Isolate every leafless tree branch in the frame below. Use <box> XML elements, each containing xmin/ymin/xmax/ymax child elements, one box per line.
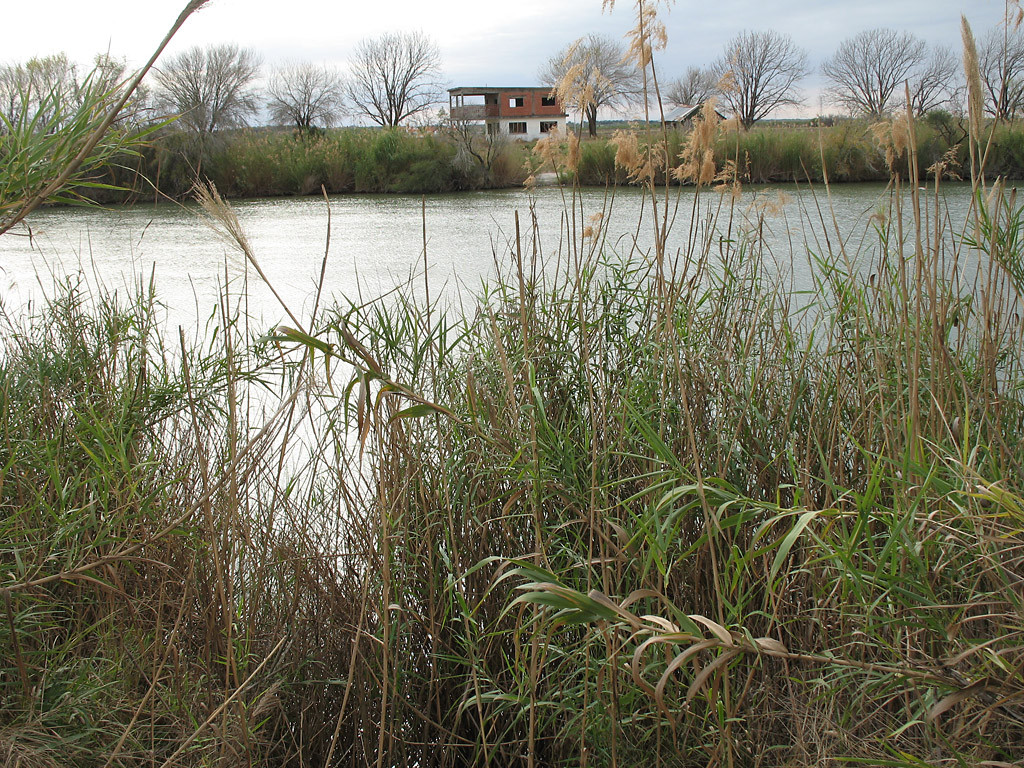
<box><xmin>153</xmin><ymin>44</ymin><xmax>261</xmax><ymax>135</ymax></box>
<box><xmin>714</xmin><ymin>30</ymin><xmax>809</xmax><ymax>129</ymax></box>
<box><xmin>822</xmin><ymin>28</ymin><xmax>927</xmax><ymax>118</ymax></box>
<box><xmin>665</xmin><ymin>66</ymin><xmax>718</xmax><ymax>107</ymax></box>
<box><xmin>267</xmin><ymin>62</ymin><xmax>345</xmax><ymax>134</ymax></box>
<box><xmin>978</xmin><ymin>24</ymin><xmax>1024</xmax><ymax>121</ymax></box>
<box><xmin>908</xmin><ymin>45</ymin><xmax>961</xmax><ymax>117</ymax></box>
<box><xmin>345</xmin><ymin>31</ymin><xmax>443</xmax><ymax>127</ymax></box>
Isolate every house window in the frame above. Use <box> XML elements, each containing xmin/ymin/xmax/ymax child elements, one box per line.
<box><xmin>508</xmin><ymin>122</ymin><xmax>527</xmax><ymax>134</ymax></box>
<box><xmin>541</xmin><ymin>96</ymin><xmax>557</xmax><ymax>107</ymax></box>
<box><xmin>486</xmin><ymin>122</ymin><xmax>499</xmax><ymax>136</ymax></box>
<box><xmin>540</xmin><ymin>121</ymin><xmax>558</xmax><ymax>133</ymax></box>
<box><xmin>508</xmin><ymin>96</ymin><xmax>525</xmax><ymax>108</ymax></box>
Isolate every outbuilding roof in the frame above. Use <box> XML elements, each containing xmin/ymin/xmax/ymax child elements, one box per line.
<box><xmin>663</xmin><ymin>103</ymin><xmax>728</xmax><ymax>122</ymax></box>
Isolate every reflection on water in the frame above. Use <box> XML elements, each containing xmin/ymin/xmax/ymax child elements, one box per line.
<box><xmin>0</xmin><ymin>183</ymin><xmax>977</xmax><ymax>327</ymax></box>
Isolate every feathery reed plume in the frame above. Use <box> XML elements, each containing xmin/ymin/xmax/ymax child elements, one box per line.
<box><xmin>609</xmin><ymin>129</ymin><xmax>657</xmax><ymax>182</ymax></box>
<box><xmin>962</xmin><ymin>16</ymin><xmax>984</xmax><ymax>158</ymax></box>
<box><xmin>674</xmin><ymin>97</ymin><xmax>722</xmax><ymax>185</ymax></box>
<box><xmin>716</xmin><ymin>68</ymin><xmax>737</xmax><ymax>96</ymax></box>
<box><xmin>610</xmin><ymin>129</ymin><xmax>640</xmax><ymax>171</ymax></box>
<box><xmin>566</xmin><ymin>132</ymin><xmax>581</xmax><ymax>173</ymax></box>
<box><xmin>552</xmin><ymin>42</ymin><xmax>602</xmax><ymax>133</ymax></box>
<box><xmin>193</xmin><ymin>181</ymin><xmax>253</xmax><ymax>259</ymax></box>
<box><xmin>869</xmin><ymin>115</ymin><xmax>911</xmax><ymax>171</ymax></box>
<box><xmin>532</xmin><ymin>129</ymin><xmax>561</xmax><ymax>167</ymax></box>
<box><xmin>193</xmin><ymin>180</ymin><xmax>305</xmax><ymax>330</ymax></box>
<box><xmin>625</xmin><ymin>2</ymin><xmax>668</xmax><ymax>69</ymax></box>
<box><xmin>926</xmin><ymin>144</ymin><xmax>962</xmax><ymax>180</ymax></box>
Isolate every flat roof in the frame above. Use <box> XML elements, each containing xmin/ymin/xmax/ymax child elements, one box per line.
<box><xmin>448</xmin><ymin>86</ymin><xmax>554</xmax><ymax>94</ymax></box>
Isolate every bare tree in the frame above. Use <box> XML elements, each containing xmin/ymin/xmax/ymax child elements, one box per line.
<box><xmin>153</xmin><ymin>44</ymin><xmax>261</xmax><ymax>135</ymax></box>
<box><xmin>0</xmin><ymin>64</ymin><xmax>32</xmax><ymax>127</ymax></box>
<box><xmin>89</xmin><ymin>53</ymin><xmax>127</xmax><ymax>95</ymax></box>
<box><xmin>82</xmin><ymin>54</ymin><xmax>153</xmax><ymax>127</ymax></box>
<box><xmin>27</xmin><ymin>54</ymin><xmax>80</xmax><ymax>105</ymax></box>
<box><xmin>908</xmin><ymin>45</ymin><xmax>961</xmax><ymax>116</ymax></box>
<box><xmin>821</xmin><ymin>29</ymin><xmax>927</xmax><ymax>118</ymax></box>
<box><xmin>978</xmin><ymin>24</ymin><xmax>1024</xmax><ymax>121</ymax></box>
<box><xmin>665</xmin><ymin>66</ymin><xmax>718</xmax><ymax>107</ymax></box>
<box><xmin>714</xmin><ymin>30</ymin><xmax>809</xmax><ymax>129</ymax></box>
<box><xmin>267</xmin><ymin>62</ymin><xmax>345</xmax><ymax>134</ymax></box>
<box><xmin>540</xmin><ymin>34</ymin><xmax>641</xmax><ymax>137</ymax></box>
<box><xmin>0</xmin><ymin>54</ymin><xmax>79</xmax><ymax>127</ymax></box>
<box><xmin>346</xmin><ymin>31</ymin><xmax>442</xmax><ymax>127</ymax></box>
<box><xmin>0</xmin><ymin>53</ymin><xmax>144</xmax><ymax>130</ymax></box>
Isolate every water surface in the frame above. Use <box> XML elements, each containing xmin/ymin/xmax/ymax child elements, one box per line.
<box><xmin>0</xmin><ymin>183</ymin><xmax>976</xmax><ymax>327</ymax></box>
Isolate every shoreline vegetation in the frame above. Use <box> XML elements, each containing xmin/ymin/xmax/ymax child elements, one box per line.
<box><xmin>4</xmin><ymin>123</ymin><xmax>1024</xmax><ymax>765</ymax></box>
<box><xmin>84</xmin><ymin>115</ymin><xmax>1024</xmax><ymax>203</ymax></box>
<box><xmin>3</xmin><ymin>4</ymin><xmax>1024</xmax><ymax>768</ymax></box>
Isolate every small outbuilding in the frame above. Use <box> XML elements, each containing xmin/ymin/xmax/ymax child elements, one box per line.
<box><xmin>664</xmin><ymin>102</ymin><xmax>728</xmax><ymax>129</ymax></box>
<box><xmin>449</xmin><ymin>86</ymin><xmax>567</xmax><ymax>141</ymax></box>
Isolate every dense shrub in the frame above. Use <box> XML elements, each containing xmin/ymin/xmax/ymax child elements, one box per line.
<box><xmin>86</xmin><ymin>119</ymin><xmax>1024</xmax><ymax>203</ymax></box>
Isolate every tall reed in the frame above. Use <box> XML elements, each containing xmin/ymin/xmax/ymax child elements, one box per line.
<box><xmin>2</xmin><ymin>2</ymin><xmax>1024</xmax><ymax>767</ymax></box>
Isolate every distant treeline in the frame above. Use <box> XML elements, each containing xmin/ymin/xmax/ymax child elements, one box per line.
<box><xmin>92</xmin><ymin>115</ymin><xmax>1024</xmax><ymax>202</ymax></box>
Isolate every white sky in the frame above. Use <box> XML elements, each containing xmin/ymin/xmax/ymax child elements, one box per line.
<box><xmin>2</xmin><ymin>0</ymin><xmax>1013</xmax><ymax>118</ymax></box>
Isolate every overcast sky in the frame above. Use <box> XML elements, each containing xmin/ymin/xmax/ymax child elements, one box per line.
<box><xmin>2</xmin><ymin>0</ymin><xmax>1014</xmax><ymax>118</ymax></box>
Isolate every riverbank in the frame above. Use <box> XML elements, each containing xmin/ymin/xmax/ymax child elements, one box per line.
<box><xmin>90</xmin><ymin>115</ymin><xmax>1024</xmax><ymax>202</ymax></box>
<box><xmin>2</xmin><ymin>154</ymin><xmax>1023</xmax><ymax>767</ymax></box>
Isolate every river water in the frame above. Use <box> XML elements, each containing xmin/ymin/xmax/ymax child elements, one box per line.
<box><xmin>0</xmin><ymin>183</ymin><xmax>977</xmax><ymax>329</ymax></box>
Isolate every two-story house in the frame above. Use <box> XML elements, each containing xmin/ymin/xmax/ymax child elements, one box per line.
<box><xmin>448</xmin><ymin>87</ymin><xmax>566</xmax><ymax>141</ymax></box>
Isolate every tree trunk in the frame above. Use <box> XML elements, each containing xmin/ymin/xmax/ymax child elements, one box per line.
<box><xmin>587</xmin><ymin>104</ymin><xmax>598</xmax><ymax>138</ymax></box>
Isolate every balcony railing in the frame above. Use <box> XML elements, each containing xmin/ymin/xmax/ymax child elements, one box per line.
<box><xmin>450</xmin><ymin>104</ymin><xmax>499</xmax><ymax>120</ymax></box>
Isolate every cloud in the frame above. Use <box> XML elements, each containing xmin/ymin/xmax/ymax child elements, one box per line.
<box><xmin>2</xmin><ymin>0</ymin><xmax>1011</xmax><ymax>120</ymax></box>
